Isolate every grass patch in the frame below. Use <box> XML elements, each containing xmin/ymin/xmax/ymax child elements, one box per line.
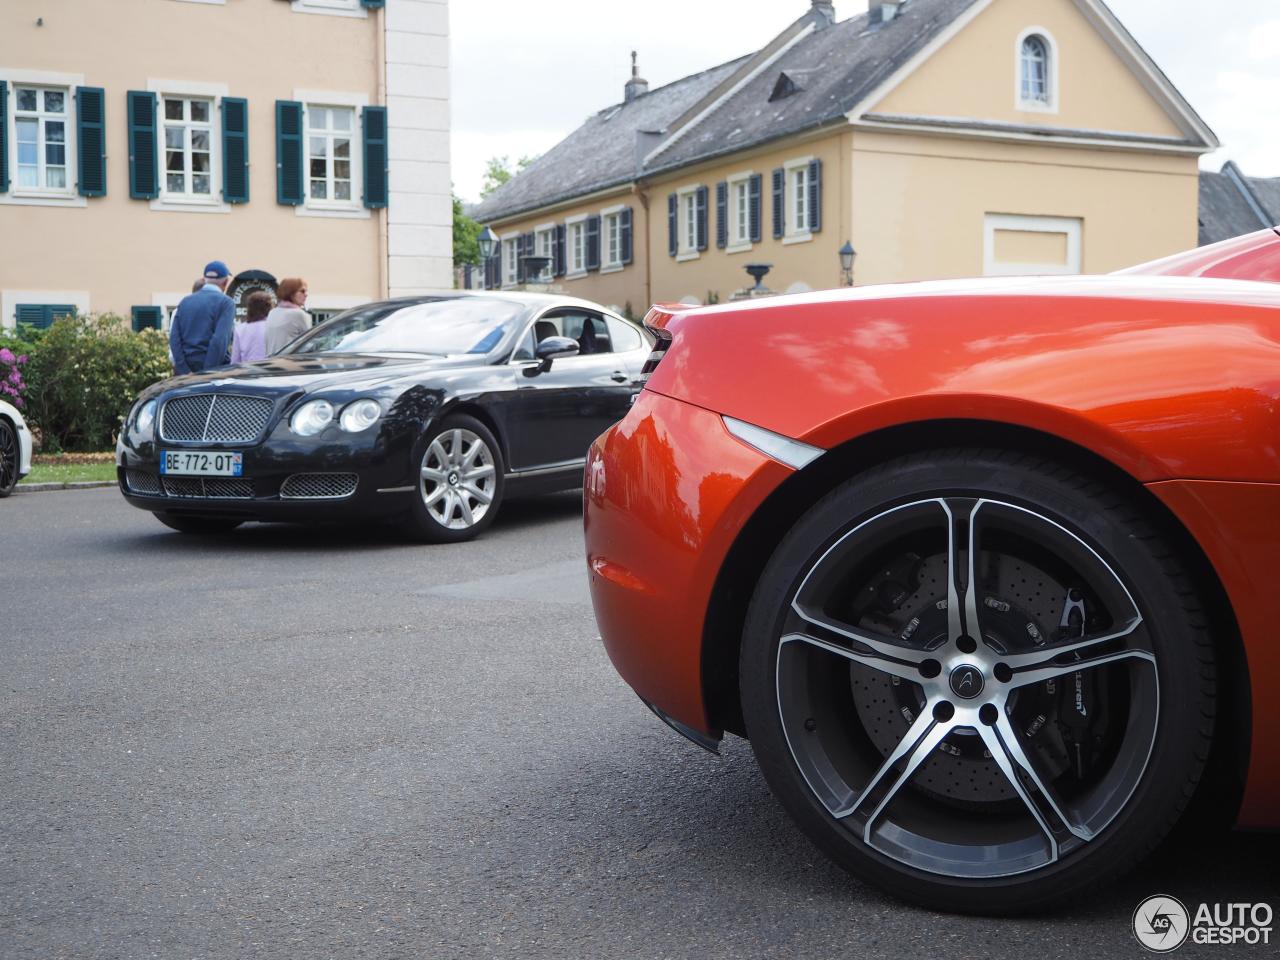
<box><xmin>21</xmin><ymin>462</ymin><xmax>118</xmax><ymax>485</ymax></box>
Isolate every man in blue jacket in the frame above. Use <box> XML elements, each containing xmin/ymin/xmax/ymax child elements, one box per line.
<box><xmin>170</xmin><ymin>260</ymin><xmax>236</xmax><ymax>374</ymax></box>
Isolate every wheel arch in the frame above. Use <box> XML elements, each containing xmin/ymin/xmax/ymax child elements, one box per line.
<box><xmin>701</xmin><ymin>417</ymin><xmax>1249</xmax><ymax>819</ymax></box>
<box><xmin>435</xmin><ymin>399</ymin><xmax>509</xmax><ymax>470</ymax></box>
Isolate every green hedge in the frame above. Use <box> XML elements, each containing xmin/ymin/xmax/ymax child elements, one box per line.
<box><xmin>0</xmin><ymin>314</ymin><xmax>172</xmax><ymax>452</ymax></box>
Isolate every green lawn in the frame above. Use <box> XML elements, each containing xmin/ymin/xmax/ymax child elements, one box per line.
<box><xmin>20</xmin><ymin>462</ymin><xmax>118</xmax><ymax>485</ymax></box>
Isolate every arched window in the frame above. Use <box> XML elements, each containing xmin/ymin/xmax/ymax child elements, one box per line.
<box><xmin>1020</xmin><ymin>34</ymin><xmax>1050</xmax><ymax>105</ymax></box>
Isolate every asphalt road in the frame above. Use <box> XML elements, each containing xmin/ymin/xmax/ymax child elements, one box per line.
<box><xmin>2</xmin><ymin>488</ymin><xmax>1276</xmax><ymax>960</ymax></box>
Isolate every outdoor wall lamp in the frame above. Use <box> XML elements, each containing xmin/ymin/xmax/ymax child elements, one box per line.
<box><xmin>839</xmin><ymin>242</ymin><xmax>857</xmax><ymax>287</ymax></box>
<box><xmin>477</xmin><ymin>226</ymin><xmax>499</xmax><ymax>261</ymax></box>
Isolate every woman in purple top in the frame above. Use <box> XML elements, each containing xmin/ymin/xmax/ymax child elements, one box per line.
<box><xmin>231</xmin><ymin>291</ymin><xmax>272</xmax><ymax>364</ymax></box>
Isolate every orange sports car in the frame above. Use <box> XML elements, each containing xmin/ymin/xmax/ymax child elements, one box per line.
<box><xmin>584</xmin><ymin>227</ymin><xmax>1280</xmax><ymax>913</ymax></box>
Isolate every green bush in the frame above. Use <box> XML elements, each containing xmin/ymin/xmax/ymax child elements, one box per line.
<box><xmin>18</xmin><ymin>314</ymin><xmax>172</xmax><ymax>452</ymax></box>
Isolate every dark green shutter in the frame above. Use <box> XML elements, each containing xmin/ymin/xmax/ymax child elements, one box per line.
<box><xmin>749</xmin><ymin>174</ymin><xmax>762</xmax><ymax>243</ymax></box>
<box><xmin>362</xmin><ymin>105</ymin><xmax>388</xmax><ymax>209</ymax></box>
<box><xmin>667</xmin><ymin>193</ymin><xmax>677</xmax><ymax>257</ymax></box>
<box><xmin>620</xmin><ymin>208</ymin><xmax>633</xmax><ymax>265</ymax></box>
<box><xmin>17</xmin><ymin>304</ymin><xmax>76</xmax><ymax>329</ymax></box>
<box><xmin>127</xmin><ymin>91</ymin><xmax>158</xmax><ymax>199</ymax></box>
<box><xmin>0</xmin><ymin>81</ymin><xmax>8</xmax><ymax>193</ymax></box>
<box><xmin>221</xmin><ymin>97</ymin><xmax>249</xmax><ymax>204</ymax></box>
<box><xmin>715</xmin><ymin>182</ymin><xmax>728</xmax><ymax>249</ymax></box>
<box><xmin>772</xmin><ymin>168</ymin><xmax>785</xmax><ymax>239</ymax></box>
<box><xmin>131</xmin><ymin>306</ymin><xmax>164</xmax><ymax>331</ymax></box>
<box><xmin>276</xmin><ymin>100</ymin><xmax>304</xmax><ymax>205</ymax></box>
<box><xmin>695</xmin><ymin>186</ymin><xmax>708</xmax><ymax>251</ymax></box>
<box><xmin>360</xmin><ymin>0</ymin><xmax>386</xmax><ymax>7</ymax></box>
<box><xmin>585</xmin><ymin>217</ymin><xmax>600</xmax><ymax>271</ymax></box>
<box><xmin>76</xmin><ymin>87</ymin><xmax>107</xmax><ymax>197</ymax></box>
<box><xmin>808</xmin><ymin>158</ymin><xmax>822</xmax><ymax>233</ymax></box>
<box><xmin>554</xmin><ymin>224</ymin><xmax>566</xmax><ymax>277</ymax></box>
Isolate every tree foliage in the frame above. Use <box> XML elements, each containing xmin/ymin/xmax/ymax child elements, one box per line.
<box><xmin>480</xmin><ymin>154</ymin><xmax>538</xmax><ymax>198</ymax></box>
<box><xmin>453</xmin><ymin>194</ymin><xmax>482</xmax><ymax>267</ymax></box>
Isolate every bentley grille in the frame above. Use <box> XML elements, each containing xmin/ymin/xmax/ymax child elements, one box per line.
<box><xmin>160</xmin><ymin>395</ymin><xmax>274</xmax><ymax>443</ymax></box>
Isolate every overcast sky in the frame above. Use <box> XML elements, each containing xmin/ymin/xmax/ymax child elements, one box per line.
<box><xmin>450</xmin><ymin>0</ymin><xmax>1280</xmax><ymax>203</ymax></box>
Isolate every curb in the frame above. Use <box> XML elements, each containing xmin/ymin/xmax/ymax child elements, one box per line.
<box><xmin>16</xmin><ymin>481</ymin><xmax>117</xmax><ymax>493</ymax></box>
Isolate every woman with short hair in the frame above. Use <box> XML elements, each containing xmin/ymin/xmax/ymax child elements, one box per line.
<box><xmin>230</xmin><ymin>291</ymin><xmax>273</xmax><ymax>364</ymax></box>
<box><xmin>264</xmin><ymin>277</ymin><xmax>313</xmax><ymax>355</ymax></box>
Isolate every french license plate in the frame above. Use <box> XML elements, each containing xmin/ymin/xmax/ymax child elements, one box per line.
<box><xmin>159</xmin><ymin>450</ymin><xmax>244</xmax><ymax>477</ymax></box>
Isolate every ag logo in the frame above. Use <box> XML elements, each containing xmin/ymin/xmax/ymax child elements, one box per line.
<box><xmin>1134</xmin><ymin>895</ymin><xmax>1190</xmax><ymax>953</ymax></box>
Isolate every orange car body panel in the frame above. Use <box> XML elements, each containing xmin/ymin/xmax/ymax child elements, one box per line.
<box><xmin>585</xmin><ymin>230</ymin><xmax>1280</xmax><ymax>828</ymax></box>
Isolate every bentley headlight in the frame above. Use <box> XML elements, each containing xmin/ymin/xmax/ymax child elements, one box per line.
<box><xmin>290</xmin><ymin>399</ymin><xmax>334</xmax><ymax>437</ymax></box>
<box><xmin>339</xmin><ymin>399</ymin><xmax>382</xmax><ymax>433</ymax></box>
<box><xmin>136</xmin><ymin>399</ymin><xmax>157</xmax><ymax>435</ymax></box>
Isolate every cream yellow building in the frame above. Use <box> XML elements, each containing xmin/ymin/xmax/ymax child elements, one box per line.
<box><xmin>471</xmin><ymin>0</ymin><xmax>1216</xmax><ymax>313</ymax></box>
<box><xmin>0</xmin><ymin>0</ymin><xmax>452</xmax><ymax>331</ymax></box>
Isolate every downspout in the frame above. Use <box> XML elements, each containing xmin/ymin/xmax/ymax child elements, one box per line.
<box><xmin>375</xmin><ymin>4</ymin><xmax>389</xmax><ymax>298</ymax></box>
<box><xmin>637</xmin><ymin>183</ymin><xmax>652</xmax><ymax>311</ymax></box>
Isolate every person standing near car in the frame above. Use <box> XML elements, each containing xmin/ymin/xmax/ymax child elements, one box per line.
<box><xmin>230</xmin><ymin>291</ymin><xmax>273</xmax><ymax>364</ymax></box>
<box><xmin>170</xmin><ymin>260</ymin><xmax>236</xmax><ymax>374</ymax></box>
<box><xmin>264</xmin><ymin>277</ymin><xmax>312</xmax><ymax>355</ymax></box>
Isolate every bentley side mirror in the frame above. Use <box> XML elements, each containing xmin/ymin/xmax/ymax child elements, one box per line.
<box><xmin>525</xmin><ymin>336</ymin><xmax>580</xmax><ymax>376</ymax></box>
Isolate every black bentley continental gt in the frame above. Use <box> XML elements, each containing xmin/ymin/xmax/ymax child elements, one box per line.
<box><xmin>117</xmin><ymin>293</ymin><xmax>653</xmax><ymax>541</ymax></box>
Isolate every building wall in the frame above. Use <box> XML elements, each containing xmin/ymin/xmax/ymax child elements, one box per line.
<box><xmin>849</xmin><ymin>132</ymin><xmax>1200</xmax><ymax>285</ymax></box>
<box><xmin>646</xmin><ymin>132</ymin><xmax>853</xmax><ymax>305</ymax></box>
<box><xmin>487</xmin><ymin>188</ymin><xmax>650</xmax><ymax>317</ymax></box>
<box><xmin>875</xmin><ymin>0</ymin><xmax>1185</xmax><ymax>139</ymax></box>
<box><xmin>0</xmin><ymin>0</ymin><xmax>451</xmax><ymax>328</ymax></box>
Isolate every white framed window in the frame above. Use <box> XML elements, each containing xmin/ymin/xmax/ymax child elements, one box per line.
<box><xmin>984</xmin><ymin>214</ymin><xmax>1082</xmax><ymax>276</ymax></box>
<box><xmin>783</xmin><ymin>157</ymin><xmax>813</xmax><ymax>242</ymax></box>
<box><xmin>1016</xmin><ymin>28</ymin><xmax>1059</xmax><ymax>113</ymax></box>
<box><xmin>13</xmin><ymin>85</ymin><xmax>72</xmax><ymax>194</ymax></box>
<box><xmin>676</xmin><ymin>185</ymin><xmax>701</xmax><ymax>260</ymax></box>
<box><xmin>161</xmin><ymin>95</ymin><xmax>215</xmax><ymax>200</ymax></box>
<box><xmin>306</xmin><ymin>105</ymin><xmax>358</xmax><ymax>208</ymax></box>
<box><xmin>601</xmin><ymin>205</ymin><xmax>624</xmax><ymax>271</ymax></box>
<box><xmin>535</xmin><ymin>225</ymin><xmax>555</xmax><ymax>280</ymax></box>
<box><xmin>566</xmin><ymin>216</ymin><xmax>588</xmax><ymax>277</ymax></box>
<box><xmin>1</xmin><ymin>70</ymin><xmax>86</xmax><ymax>208</ymax></box>
<box><xmin>291</xmin><ymin>0</ymin><xmax>367</xmax><ymax>18</ymax></box>
<box><xmin>501</xmin><ymin>232</ymin><xmax>520</xmax><ymax>287</ymax></box>
<box><xmin>727</xmin><ymin>171</ymin><xmax>753</xmax><ymax>251</ymax></box>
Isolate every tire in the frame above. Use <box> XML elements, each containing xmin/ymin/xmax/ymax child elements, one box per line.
<box><xmin>153</xmin><ymin>513</ymin><xmax>244</xmax><ymax>534</ymax></box>
<box><xmin>739</xmin><ymin>449</ymin><xmax>1216</xmax><ymax>914</ymax></box>
<box><xmin>0</xmin><ymin>418</ymin><xmax>18</xmax><ymax>498</ymax></box>
<box><xmin>407</xmin><ymin>414</ymin><xmax>504</xmax><ymax>543</ymax></box>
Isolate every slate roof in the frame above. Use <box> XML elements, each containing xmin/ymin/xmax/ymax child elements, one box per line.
<box><xmin>1199</xmin><ymin>162</ymin><xmax>1280</xmax><ymax>245</ymax></box>
<box><xmin>646</xmin><ymin>0</ymin><xmax>980</xmax><ymax>176</ymax></box>
<box><xmin>472</xmin><ymin>0</ymin><xmax>980</xmax><ymax>223</ymax></box>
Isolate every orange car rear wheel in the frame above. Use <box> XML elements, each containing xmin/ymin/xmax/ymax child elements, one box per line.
<box><xmin>740</xmin><ymin>448</ymin><xmax>1216</xmax><ymax>913</ymax></box>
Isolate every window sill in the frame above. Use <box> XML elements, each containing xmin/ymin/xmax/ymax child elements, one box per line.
<box><xmin>1016</xmin><ymin>100</ymin><xmax>1058</xmax><ymax>114</ymax></box>
<box><xmin>150</xmin><ymin>196</ymin><xmax>231</xmax><ymax>215</ymax></box>
<box><xmin>600</xmin><ymin>263</ymin><xmax>625</xmax><ymax>275</ymax></box>
<box><xmin>564</xmin><ymin>270</ymin><xmax>589</xmax><ymax>281</ymax></box>
<box><xmin>676</xmin><ymin>251</ymin><xmax>701</xmax><ymax>262</ymax></box>
<box><xmin>296</xmin><ymin>204</ymin><xmax>371</xmax><ymax>220</ymax></box>
<box><xmin>782</xmin><ymin>232</ymin><xmax>814</xmax><ymax>246</ymax></box>
<box><xmin>726</xmin><ymin>242</ymin><xmax>754</xmax><ymax>255</ymax></box>
<box><xmin>290</xmin><ymin>1</ymin><xmax>368</xmax><ymax>18</ymax></box>
<box><xmin>0</xmin><ymin>192</ymin><xmax>87</xmax><ymax>208</ymax></box>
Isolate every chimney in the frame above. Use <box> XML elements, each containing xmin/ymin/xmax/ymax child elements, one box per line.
<box><xmin>810</xmin><ymin>0</ymin><xmax>836</xmax><ymax>27</ymax></box>
<box><xmin>624</xmin><ymin>51</ymin><xmax>649</xmax><ymax>103</ymax></box>
<box><xmin>870</xmin><ymin>1</ymin><xmax>906</xmax><ymax>25</ymax></box>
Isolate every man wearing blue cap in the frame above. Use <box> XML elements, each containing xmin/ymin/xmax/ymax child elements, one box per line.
<box><xmin>170</xmin><ymin>260</ymin><xmax>236</xmax><ymax>374</ymax></box>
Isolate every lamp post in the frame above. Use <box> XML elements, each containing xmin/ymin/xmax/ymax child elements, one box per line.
<box><xmin>839</xmin><ymin>242</ymin><xmax>857</xmax><ymax>287</ymax></box>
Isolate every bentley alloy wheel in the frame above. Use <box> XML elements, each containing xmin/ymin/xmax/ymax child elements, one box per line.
<box><xmin>410</xmin><ymin>414</ymin><xmax>504</xmax><ymax>542</ymax></box>
<box><xmin>0</xmin><ymin>418</ymin><xmax>17</xmax><ymax>497</ymax></box>
<box><xmin>741</xmin><ymin>451</ymin><xmax>1215</xmax><ymax>913</ymax></box>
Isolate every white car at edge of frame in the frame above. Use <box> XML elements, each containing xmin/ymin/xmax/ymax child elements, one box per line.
<box><xmin>0</xmin><ymin>399</ymin><xmax>34</xmax><ymax>497</ymax></box>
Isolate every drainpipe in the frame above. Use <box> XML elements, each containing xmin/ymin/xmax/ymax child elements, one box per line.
<box><xmin>636</xmin><ymin>184</ymin><xmax>652</xmax><ymax>312</ymax></box>
<box><xmin>375</xmin><ymin>4</ymin><xmax>389</xmax><ymax>298</ymax></box>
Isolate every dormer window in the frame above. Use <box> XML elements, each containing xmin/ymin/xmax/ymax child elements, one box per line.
<box><xmin>1016</xmin><ymin>29</ymin><xmax>1057</xmax><ymax>112</ymax></box>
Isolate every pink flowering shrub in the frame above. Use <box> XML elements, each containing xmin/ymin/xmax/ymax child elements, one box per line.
<box><xmin>0</xmin><ymin>344</ymin><xmax>29</xmax><ymax>408</ymax></box>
